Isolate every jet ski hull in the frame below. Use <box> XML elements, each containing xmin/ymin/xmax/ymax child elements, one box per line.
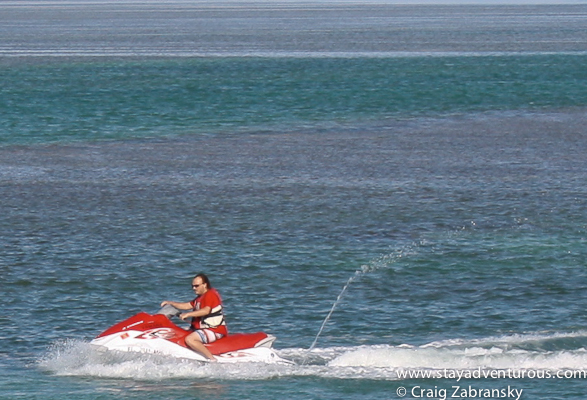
<box><xmin>91</xmin><ymin>312</ymin><xmax>289</xmax><ymax>364</ymax></box>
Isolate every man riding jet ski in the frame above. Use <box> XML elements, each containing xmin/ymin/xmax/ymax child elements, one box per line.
<box><xmin>90</xmin><ymin>274</ymin><xmax>290</xmax><ymax>364</ymax></box>
<box><xmin>160</xmin><ymin>273</ymin><xmax>228</xmax><ymax>361</ymax></box>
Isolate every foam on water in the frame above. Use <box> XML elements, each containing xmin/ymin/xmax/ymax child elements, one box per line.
<box><xmin>327</xmin><ymin>331</ymin><xmax>587</xmax><ymax>375</ymax></box>
<box><xmin>39</xmin><ymin>331</ymin><xmax>587</xmax><ymax>381</ymax></box>
<box><xmin>38</xmin><ymin>339</ymin><xmax>294</xmax><ymax>380</ymax></box>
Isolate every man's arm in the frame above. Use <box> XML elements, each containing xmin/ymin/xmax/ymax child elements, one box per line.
<box><xmin>179</xmin><ymin>306</ymin><xmax>211</xmax><ymax>321</ymax></box>
<box><xmin>160</xmin><ymin>300</ymin><xmax>192</xmax><ymax>310</ymax></box>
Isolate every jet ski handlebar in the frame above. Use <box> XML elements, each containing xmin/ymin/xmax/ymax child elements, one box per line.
<box><xmin>156</xmin><ymin>304</ymin><xmax>182</xmax><ymax>318</ymax></box>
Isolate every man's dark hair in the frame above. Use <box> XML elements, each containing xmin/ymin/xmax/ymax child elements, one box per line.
<box><xmin>195</xmin><ymin>273</ymin><xmax>212</xmax><ymax>289</ymax></box>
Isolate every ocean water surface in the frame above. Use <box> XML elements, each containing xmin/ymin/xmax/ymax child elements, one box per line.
<box><xmin>2</xmin><ymin>2</ymin><xmax>587</xmax><ymax>399</ymax></box>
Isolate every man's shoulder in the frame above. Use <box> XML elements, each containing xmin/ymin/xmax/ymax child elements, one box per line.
<box><xmin>204</xmin><ymin>288</ymin><xmax>222</xmax><ymax>302</ymax></box>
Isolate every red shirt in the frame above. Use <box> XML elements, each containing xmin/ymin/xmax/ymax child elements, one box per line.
<box><xmin>190</xmin><ymin>288</ymin><xmax>228</xmax><ymax>336</ymax></box>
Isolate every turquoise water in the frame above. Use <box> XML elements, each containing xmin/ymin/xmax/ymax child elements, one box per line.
<box><xmin>2</xmin><ymin>55</ymin><xmax>587</xmax><ymax>145</ymax></box>
<box><xmin>2</xmin><ymin>2</ymin><xmax>587</xmax><ymax>400</ymax></box>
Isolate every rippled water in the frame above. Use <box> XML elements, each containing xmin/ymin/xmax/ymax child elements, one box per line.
<box><xmin>2</xmin><ymin>2</ymin><xmax>587</xmax><ymax>400</ymax></box>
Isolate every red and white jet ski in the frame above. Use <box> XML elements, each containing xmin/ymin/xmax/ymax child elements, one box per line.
<box><xmin>90</xmin><ymin>305</ymin><xmax>291</xmax><ymax>364</ymax></box>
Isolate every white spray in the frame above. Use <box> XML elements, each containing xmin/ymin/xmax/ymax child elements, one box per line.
<box><xmin>308</xmin><ymin>242</ymin><xmax>422</xmax><ymax>351</ymax></box>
